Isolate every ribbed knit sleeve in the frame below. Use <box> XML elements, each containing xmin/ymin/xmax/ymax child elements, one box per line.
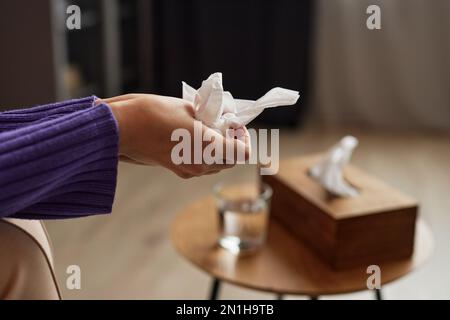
<box><xmin>0</xmin><ymin>96</ymin><xmax>119</xmax><ymax>219</ymax></box>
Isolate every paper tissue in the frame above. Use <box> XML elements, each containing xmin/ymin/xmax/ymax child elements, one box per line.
<box><xmin>309</xmin><ymin>136</ymin><xmax>359</xmax><ymax>197</ymax></box>
<box><xmin>182</xmin><ymin>72</ymin><xmax>299</xmax><ymax>134</ymax></box>
<box><xmin>262</xmin><ymin>151</ymin><xmax>418</xmax><ymax>269</ymax></box>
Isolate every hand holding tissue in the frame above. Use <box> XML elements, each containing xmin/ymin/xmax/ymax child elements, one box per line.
<box><xmin>182</xmin><ymin>73</ymin><xmax>299</xmax><ymax>134</ymax></box>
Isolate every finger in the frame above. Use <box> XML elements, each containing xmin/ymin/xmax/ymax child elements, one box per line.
<box><xmin>226</xmin><ymin>126</ymin><xmax>245</xmax><ymax>141</ymax></box>
<box><xmin>227</xmin><ymin>126</ymin><xmax>250</xmax><ymax>146</ymax></box>
<box><xmin>237</xmin><ymin>126</ymin><xmax>251</xmax><ymax>161</ymax></box>
<box><xmin>241</xmin><ymin>126</ymin><xmax>251</xmax><ymax>159</ymax></box>
<box><xmin>202</xmin><ymin>124</ymin><xmax>250</xmax><ymax>165</ymax></box>
<box><xmin>223</xmin><ymin>133</ymin><xmax>250</xmax><ymax>164</ymax></box>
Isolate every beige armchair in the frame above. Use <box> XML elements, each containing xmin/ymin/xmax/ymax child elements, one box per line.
<box><xmin>0</xmin><ymin>218</ymin><xmax>61</xmax><ymax>300</ymax></box>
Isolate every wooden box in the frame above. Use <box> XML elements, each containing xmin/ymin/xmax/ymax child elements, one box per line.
<box><xmin>262</xmin><ymin>155</ymin><xmax>418</xmax><ymax>270</ymax></box>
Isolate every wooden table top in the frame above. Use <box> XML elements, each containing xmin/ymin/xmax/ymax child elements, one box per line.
<box><xmin>171</xmin><ymin>196</ymin><xmax>433</xmax><ymax>296</ymax></box>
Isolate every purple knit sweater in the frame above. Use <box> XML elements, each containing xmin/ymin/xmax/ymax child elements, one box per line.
<box><xmin>0</xmin><ymin>96</ymin><xmax>119</xmax><ymax>219</ymax></box>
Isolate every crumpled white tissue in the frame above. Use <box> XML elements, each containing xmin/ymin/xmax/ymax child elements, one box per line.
<box><xmin>309</xmin><ymin>136</ymin><xmax>360</xmax><ymax>197</ymax></box>
<box><xmin>182</xmin><ymin>72</ymin><xmax>299</xmax><ymax>133</ymax></box>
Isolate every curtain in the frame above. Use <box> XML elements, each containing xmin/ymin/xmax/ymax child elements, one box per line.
<box><xmin>311</xmin><ymin>0</ymin><xmax>450</xmax><ymax>131</ymax></box>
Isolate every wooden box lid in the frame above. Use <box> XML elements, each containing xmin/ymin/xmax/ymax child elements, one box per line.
<box><xmin>274</xmin><ymin>155</ymin><xmax>418</xmax><ymax>220</ymax></box>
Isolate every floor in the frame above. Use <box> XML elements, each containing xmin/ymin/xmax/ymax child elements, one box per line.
<box><xmin>45</xmin><ymin>125</ymin><xmax>450</xmax><ymax>299</ymax></box>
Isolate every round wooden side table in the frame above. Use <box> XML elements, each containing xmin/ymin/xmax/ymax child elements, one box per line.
<box><xmin>171</xmin><ymin>196</ymin><xmax>433</xmax><ymax>300</ymax></box>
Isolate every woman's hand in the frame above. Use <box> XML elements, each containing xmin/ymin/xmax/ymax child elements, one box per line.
<box><xmin>97</xmin><ymin>94</ymin><xmax>250</xmax><ymax>179</ymax></box>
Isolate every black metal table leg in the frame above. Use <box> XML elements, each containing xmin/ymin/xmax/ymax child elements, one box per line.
<box><xmin>374</xmin><ymin>288</ymin><xmax>383</xmax><ymax>300</ymax></box>
<box><xmin>209</xmin><ymin>278</ymin><xmax>221</xmax><ymax>300</ymax></box>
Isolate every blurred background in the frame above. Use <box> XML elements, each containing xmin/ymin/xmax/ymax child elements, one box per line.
<box><xmin>0</xmin><ymin>0</ymin><xmax>449</xmax><ymax>299</ymax></box>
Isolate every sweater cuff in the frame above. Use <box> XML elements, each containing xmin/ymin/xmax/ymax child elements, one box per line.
<box><xmin>0</xmin><ymin>96</ymin><xmax>120</xmax><ymax>219</ymax></box>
